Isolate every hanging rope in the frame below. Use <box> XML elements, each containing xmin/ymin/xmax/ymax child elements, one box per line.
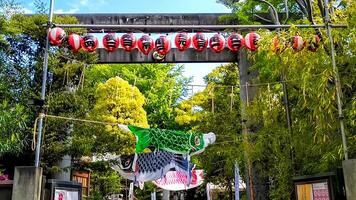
<box><xmin>44</xmin><ymin>114</ymin><xmax>118</xmax><ymax>126</ymax></box>
<box><xmin>31</xmin><ymin>116</ymin><xmax>40</xmax><ymax>151</ymax></box>
<box><xmin>80</xmin><ymin>71</ymin><xmax>324</xmax><ymax>92</ymax></box>
<box><xmin>246</xmin><ymin>82</ymin><xmax>250</xmax><ymax>107</ymax></box>
<box><xmin>31</xmin><ymin>113</ymin><xmax>122</xmax><ymax>151</ymax></box>
<box><xmin>190</xmin><ymin>85</ymin><xmax>194</xmax><ymax>112</ymax></box>
<box><xmin>267</xmin><ymin>83</ymin><xmax>272</xmax><ymax>111</ymax></box>
<box><xmin>77</xmin><ymin>64</ymin><xmax>87</xmax><ymax>91</ymax></box>
<box><xmin>210</xmin><ymin>86</ymin><xmax>215</xmax><ymax>113</ymax></box>
<box><xmin>168</xmin><ymin>88</ymin><xmax>173</xmax><ymax>107</ymax></box>
<box><xmin>303</xmin><ymin>77</ymin><xmax>307</xmax><ymax>103</ymax></box>
<box><xmin>230</xmin><ymin>86</ymin><xmax>234</xmax><ymax>112</ymax></box>
<box><xmin>131</xmin><ymin>77</ymin><xmax>137</xmax><ymax>99</ymax></box>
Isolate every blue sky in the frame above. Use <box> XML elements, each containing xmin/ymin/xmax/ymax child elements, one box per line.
<box><xmin>19</xmin><ymin>0</ymin><xmax>231</xmax><ymax>87</ymax></box>
<box><xmin>20</xmin><ymin>0</ymin><xmax>231</xmax><ymax>14</ymax></box>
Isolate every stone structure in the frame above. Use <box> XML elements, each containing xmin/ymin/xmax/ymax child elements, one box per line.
<box><xmin>342</xmin><ymin>159</ymin><xmax>356</xmax><ymax>200</ymax></box>
<box><xmin>12</xmin><ymin>167</ymin><xmax>42</xmax><ymax>200</ymax></box>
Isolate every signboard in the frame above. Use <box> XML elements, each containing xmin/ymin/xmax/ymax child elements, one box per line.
<box><xmin>72</xmin><ymin>171</ymin><xmax>90</xmax><ymax>197</ymax></box>
<box><xmin>312</xmin><ymin>182</ymin><xmax>330</xmax><ymax>200</ymax></box>
<box><xmin>54</xmin><ymin>189</ymin><xmax>79</xmax><ymax>200</ymax></box>
<box><xmin>296</xmin><ymin>181</ymin><xmax>330</xmax><ymax>200</ymax></box>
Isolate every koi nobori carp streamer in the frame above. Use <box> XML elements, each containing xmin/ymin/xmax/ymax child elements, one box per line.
<box><xmin>118</xmin><ymin>124</ymin><xmax>216</xmax><ymax>155</ymax></box>
<box><xmin>110</xmin><ymin>151</ymin><xmax>193</xmax><ymax>185</ymax></box>
<box><xmin>153</xmin><ymin>169</ymin><xmax>204</xmax><ymax>191</ymax></box>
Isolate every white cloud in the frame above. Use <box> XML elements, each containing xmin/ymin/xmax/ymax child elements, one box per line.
<box><xmin>22</xmin><ymin>7</ymin><xmax>34</xmax><ymax>14</ymax></box>
<box><xmin>54</xmin><ymin>8</ymin><xmax>79</xmax><ymax>14</ymax></box>
<box><xmin>80</xmin><ymin>0</ymin><xmax>89</xmax><ymax>6</ymax></box>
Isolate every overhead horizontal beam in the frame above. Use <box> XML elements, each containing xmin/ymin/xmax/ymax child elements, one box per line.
<box><xmin>57</xmin><ymin>13</ymin><xmax>235</xmax><ymax>32</ymax></box>
<box><xmin>63</xmin><ymin>13</ymin><xmax>233</xmax><ymax>25</ymax></box>
<box><xmin>96</xmin><ymin>48</ymin><xmax>237</xmax><ymax>63</ymax></box>
<box><xmin>57</xmin><ymin>23</ymin><xmax>346</xmax><ymax>32</ymax></box>
<box><xmin>54</xmin><ymin>13</ymin><xmax>346</xmax><ymax>32</ymax></box>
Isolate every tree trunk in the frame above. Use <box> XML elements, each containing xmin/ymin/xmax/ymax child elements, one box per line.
<box><xmin>238</xmin><ymin>49</ymin><xmax>269</xmax><ymax>200</ymax></box>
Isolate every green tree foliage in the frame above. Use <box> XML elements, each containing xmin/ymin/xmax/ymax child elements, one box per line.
<box><xmin>0</xmin><ymin>101</ymin><xmax>28</xmax><ymax>156</ymax></box>
<box><xmin>175</xmin><ymin>63</ymin><xmax>241</xmax><ymax>199</ymax></box>
<box><xmin>53</xmin><ymin>63</ymin><xmax>190</xmax><ymax>157</ymax></box>
<box><xmin>92</xmin><ymin>77</ymin><xmax>148</xmax><ymax>127</ymax></box>
<box><xmin>84</xmin><ymin>64</ymin><xmax>190</xmax><ymax>129</ymax></box>
<box><xmin>83</xmin><ymin>77</ymin><xmax>148</xmax><ymax>155</ymax></box>
<box><xmin>0</xmin><ymin>2</ymin><xmax>83</xmax><ymax>162</ymax></box>
<box><xmin>38</xmin><ymin>58</ymin><xmax>188</xmax><ymax>197</ymax></box>
<box><xmin>86</xmin><ymin>161</ymin><xmax>122</xmax><ymax>200</ymax></box>
<box><xmin>213</xmin><ymin>1</ymin><xmax>356</xmax><ymax>199</ymax></box>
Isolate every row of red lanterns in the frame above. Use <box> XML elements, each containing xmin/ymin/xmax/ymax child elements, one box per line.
<box><xmin>272</xmin><ymin>35</ymin><xmax>321</xmax><ymax>52</ymax></box>
<box><xmin>48</xmin><ymin>27</ymin><xmax>320</xmax><ymax>55</ymax></box>
<box><xmin>48</xmin><ymin>27</ymin><xmax>259</xmax><ymax>54</ymax></box>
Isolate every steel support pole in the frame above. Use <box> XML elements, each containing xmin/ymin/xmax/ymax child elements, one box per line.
<box><xmin>34</xmin><ymin>0</ymin><xmax>54</xmax><ymax>167</ymax></box>
<box><xmin>324</xmin><ymin>0</ymin><xmax>348</xmax><ymax>160</ymax></box>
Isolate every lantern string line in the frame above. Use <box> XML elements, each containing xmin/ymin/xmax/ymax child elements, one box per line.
<box><xmin>59</xmin><ymin>70</ymin><xmax>322</xmax><ymax>89</ymax></box>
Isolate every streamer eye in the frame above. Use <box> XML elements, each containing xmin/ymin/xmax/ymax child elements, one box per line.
<box><xmin>194</xmin><ymin>136</ymin><xmax>201</xmax><ymax>146</ymax></box>
<box><xmin>125</xmin><ymin>160</ymin><xmax>130</xmax><ymax>166</ymax></box>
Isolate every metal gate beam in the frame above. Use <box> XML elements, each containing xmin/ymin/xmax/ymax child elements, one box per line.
<box><xmin>96</xmin><ymin>48</ymin><xmax>237</xmax><ymax>63</ymax></box>
<box><xmin>59</xmin><ymin>13</ymin><xmax>234</xmax><ymax>33</ymax></box>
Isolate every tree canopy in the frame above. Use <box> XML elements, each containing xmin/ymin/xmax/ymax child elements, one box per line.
<box><xmin>0</xmin><ymin>0</ymin><xmax>355</xmax><ymax>199</ymax></box>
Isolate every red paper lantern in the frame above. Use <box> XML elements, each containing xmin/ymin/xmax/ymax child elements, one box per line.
<box><xmin>102</xmin><ymin>33</ymin><xmax>119</xmax><ymax>52</ymax></box>
<box><xmin>245</xmin><ymin>32</ymin><xmax>260</xmax><ymax>51</ymax></box>
<box><xmin>155</xmin><ymin>36</ymin><xmax>171</xmax><ymax>55</ymax></box>
<box><xmin>175</xmin><ymin>32</ymin><xmax>191</xmax><ymax>51</ymax></box>
<box><xmin>308</xmin><ymin>35</ymin><xmax>321</xmax><ymax>52</ymax></box>
<box><xmin>227</xmin><ymin>33</ymin><xmax>244</xmax><ymax>52</ymax></box>
<box><xmin>48</xmin><ymin>27</ymin><xmax>66</xmax><ymax>46</ymax></box>
<box><xmin>81</xmin><ymin>34</ymin><xmax>99</xmax><ymax>52</ymax></box>
<box><xmin>209</xmin><ymin>33</ymin><xmax>225</xmax><ymax>53</ymax></box>
<box><xmin>192</xmin><ymin>32</ymin><xmax>208</xmax><ymax>52</ymax></box>
<box><xmin>67</xmin><ymin>33</ymin><xmax>82</xmax><ymax>53</ymax></box>
<box><xmin>137</xmin><ymin>35</ymin><xmax>154</xmax><ymax>55</ymax></box>
<box><xmin>121</xmin><ymin>33</ymin><xmax>137</xmax><ymax>52</ymax></box>
<box><xmin>291</xmin><ymin>35</ymin><xmax>304</xmax><ymax>51</ymax></box>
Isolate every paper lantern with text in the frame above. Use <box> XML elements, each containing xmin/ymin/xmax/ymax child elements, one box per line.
<box><xmin>103</xmin><ymin>33</ymin><xmax>119</xmax><ymax>52</ymax></box>
<box><xmin>67</xmin><ymin>33</ymin><xmax>82</xmax><ymax>53</ymax></box>
<box><xmin>155</xmin><ymin>36</ymin><xmax>171</xmax><ymax>55</ymax></box>
<box><xmin>291</xmin><ymin>35</ymin><xmax>304</xmax><ymax>51</ymax></box>
<box><xmin>307</xmin><ymin>35</ymin><xmax>321</xmax><ymax>52</ymax></box>
<box><xmin>48</xmin><ymin>27</ymin><xmax>66</xmax><ymax>46</ymax></box>
<box><xmin>81</xmin><ymin>34</ymin><xmax>99</xmax><ymax>52</ymax></box>
<box><xmin>175</xmin><ymin>32</ymin><xmax>191</xmax><ymax>51</ymax></box>
<box><xmin>192</xmin><ymin>32</ymin><xmax>208</xmax><ymax>52</ymax></box>
<box><xmin>209</xmin><ymin>33</ymin><xmax>225</xmax><ymax>53</ymax></box>
<box><xmin>227</xmin><ymin>33</ymin><xmax>244</xmax><ymax>52</ymax></box>
<box><xmin>121</xmin><ymin>33</ymin><xmax>137</xmax><ymax>52</ymax></box>
<box><xmin>245</xmin><ymin>32</ymin><xmax>260</xmax><ymax>51</ymax></box>
<box><xmin>137</xmin><ymin>35</ymin><xmax>154</xmax><ymax>55</ymax></box>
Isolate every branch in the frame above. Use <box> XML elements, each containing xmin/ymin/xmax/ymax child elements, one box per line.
<box><xmin>295</xmin><ymin>0</ymin><xmax>308</xmax><ymax>15</ymax></box>
<box><xmin>283</xmin><ymin>0</ymin><xmax>289</xmax><ymax>23</ymax></box>
<box><xmin>306</xmin><ymin>0</ymin><xmax>314</xmax><ymax>23</ymax></box>
<box><xmin>305</xmin><ymin>0</ymin><xmax>324</xmax><ymax>41</ymax></box>
<box><xmin>268</xmin><ymin>7</ymin><xmax>280</xmax><ymax>25</ymax></box>
<box><xmin>317</xmin><ymin>0</ymin><xmax>326</xmax><ymax>18</ymax></box>
<box><xmin>253</xmin><ymin>14</ymin><xmax>273</xmax><ymax>23</ymax></box>
<box><xmin>257</xmin><ymin>0</ymin><xmax>280</xmax><ymax>24</ymax></box>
